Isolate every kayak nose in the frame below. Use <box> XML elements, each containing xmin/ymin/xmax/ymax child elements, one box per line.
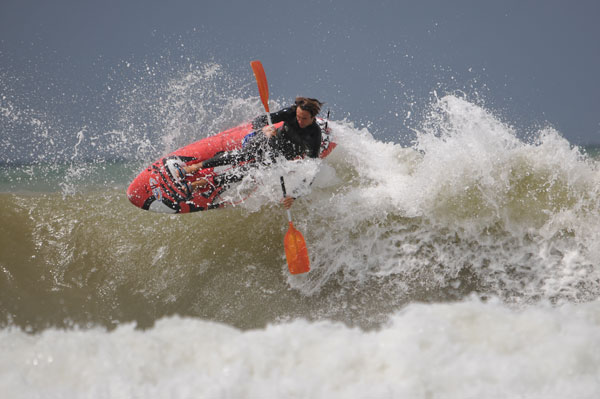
<box><xmin>126</xmin><ymin>174</ymin><xmax>151</xmax><ymax>209</ymax></box>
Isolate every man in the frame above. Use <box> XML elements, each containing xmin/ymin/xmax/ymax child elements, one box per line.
<box><xmin>169</xmin><ymin>97</ymin><xmax>324</xmax><ymax>209</ymax></box>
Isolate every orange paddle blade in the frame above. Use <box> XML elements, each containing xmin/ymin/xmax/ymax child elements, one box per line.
<box><xmin>250</xmin><ymin>60</ymin><xmax>270</xmax><ymax>113</ymax></box>
<box><xmin>284</xmin><ymin>221</ymin><xmax>310</xmax><ymax>274</ymax></box>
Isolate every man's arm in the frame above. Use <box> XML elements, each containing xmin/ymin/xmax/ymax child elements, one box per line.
<box><xmin>251</xmin><ymin>107</ymin><xmax>296</xmax><ymax>130</ymax></box>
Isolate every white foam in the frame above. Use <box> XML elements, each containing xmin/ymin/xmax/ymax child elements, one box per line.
<box><xmin>2</xmin><ymin>299</ymin><xmax>599</xmax><ymax>398</ymax></box>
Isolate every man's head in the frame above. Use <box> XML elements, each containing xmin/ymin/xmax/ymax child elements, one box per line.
<box><xmin>295</xmin><ymin>97</ymin><xmax>323</xmax><ymax>128</ymax></box>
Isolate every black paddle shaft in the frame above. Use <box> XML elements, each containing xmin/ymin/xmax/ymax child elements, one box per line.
<box><xmin>280</xmin><ymin>176</ymin><xmax>287</xmax><ymax>197</ymax></box>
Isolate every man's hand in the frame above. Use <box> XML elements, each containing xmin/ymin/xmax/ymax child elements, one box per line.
<box><xmin>263</xmin><ymin>125</ymin><xmax>278</xmax><ymax>138</ymax></box>
<box><xmin>282</xmin><ymin>196</ymin><xmax>295</xmax><ymax>209</ymax></box>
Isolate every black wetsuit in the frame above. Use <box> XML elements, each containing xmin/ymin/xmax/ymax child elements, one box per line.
<box><xmin>202</xmin><ymin>106</ymin><xmax>322</xmax><ymax>170</ymax></box>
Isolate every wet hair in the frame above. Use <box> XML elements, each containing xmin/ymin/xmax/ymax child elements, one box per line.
<box><xmin>294</xmin><ymin>97</ymin><xmax>324</xmax><ymax>118</ymax></box>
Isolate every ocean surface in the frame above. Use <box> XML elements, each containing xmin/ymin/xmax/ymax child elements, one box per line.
<box><xmin>2</xmin><ymin>81</ymin><xmax>600</xmax><ymax>397</ymax></box>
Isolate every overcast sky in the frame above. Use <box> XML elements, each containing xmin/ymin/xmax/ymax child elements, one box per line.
<box><xmin>2</xmin><ymin>0</ymin><xmax>599</xmax><ymax>153</ymax></box>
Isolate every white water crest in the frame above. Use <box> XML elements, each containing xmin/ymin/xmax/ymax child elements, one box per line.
<box><xmin>288</xmin><ymin>95</ymin><xmax>600</xmax><ymax>302</ymax></box>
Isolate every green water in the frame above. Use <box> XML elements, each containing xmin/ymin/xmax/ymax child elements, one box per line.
<box><xmin>0</xmin><ymin>161</ymin><xmax>142</xmax><ymax>193</ymax></box>
<box><xmin>583</xmin><ymin>144</ymin><xmax>600</xmax><ymax>159</ymax></box>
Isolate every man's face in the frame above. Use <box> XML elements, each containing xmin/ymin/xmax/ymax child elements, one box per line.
<box><xmin>296</xmin><ymin>107</ymin><xmax>314</xmax><ymax>129</ymax></box>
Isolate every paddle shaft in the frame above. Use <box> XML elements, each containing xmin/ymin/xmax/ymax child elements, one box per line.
<box><xmin>258</xmin><ymin>90</ymin><xmax>291</xmax><ymax>219</ymax></box>
<box><xmin>251</xmin><ymin>61</ymin><xmax>292</xmax><ymax>217</ymax></box>
<box><xmin>280</xmin><ymin>176</ymin><xmax>292</xmax><ymax>222</ymax></box>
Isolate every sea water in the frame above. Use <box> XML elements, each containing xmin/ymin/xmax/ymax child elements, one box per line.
<box><xmin>1</xmin><ymin>66</ymin><xmax>600</xmax><ymax>397</ymax></box>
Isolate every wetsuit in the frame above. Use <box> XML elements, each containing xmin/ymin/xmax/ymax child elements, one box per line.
<box><xmin>202</xmin><ymin>106</ymin><xmax>322</xmax><ymax>169</ymax></box>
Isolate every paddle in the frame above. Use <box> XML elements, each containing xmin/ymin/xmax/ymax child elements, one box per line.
<box><xmin>250</xmin><ymin>60</ymin><xmax>310</xmax><ymax>274</ymax></box>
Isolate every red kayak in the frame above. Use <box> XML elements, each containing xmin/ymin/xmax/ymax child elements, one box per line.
<box><xmin>127</xmin><ymin>119</ymin><xmax>335</xmax><ymax>213</ymax></box>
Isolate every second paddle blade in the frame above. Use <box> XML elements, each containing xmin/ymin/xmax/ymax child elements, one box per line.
<box><xmin>250</xmin><ymin>60</ymin><xmax>270</xmax><ymax>113</ymax></box>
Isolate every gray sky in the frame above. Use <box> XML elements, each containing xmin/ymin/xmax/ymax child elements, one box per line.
<box><xmin>2</xmin><ymin>0</ymin><xmax>599</xmax><ymax>157</ymax></box>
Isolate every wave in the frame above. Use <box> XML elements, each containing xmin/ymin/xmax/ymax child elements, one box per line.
<box><xmin>1</xmin><ymin>95</ymin><xmax>599</xmax><ymax>334</ymax></box>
